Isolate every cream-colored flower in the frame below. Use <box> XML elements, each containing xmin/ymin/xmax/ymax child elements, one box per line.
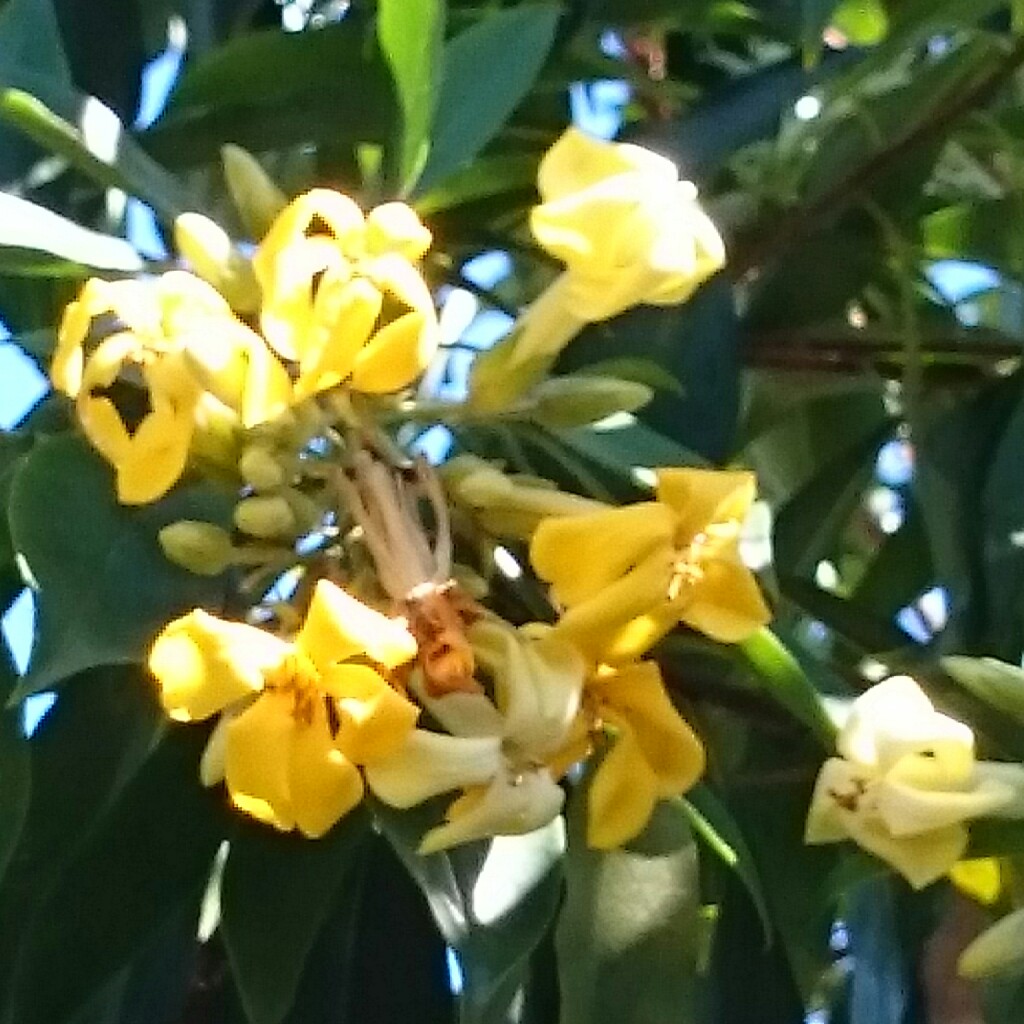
<box><xmin>365</xmin><ymin>618</ymin><xmax>585</xmax><ymax>853</ymax></box>
<box><xmin>805</xmin><ymin>676</ymin><xmax>1024</xmax><ymax>889</ymax></box>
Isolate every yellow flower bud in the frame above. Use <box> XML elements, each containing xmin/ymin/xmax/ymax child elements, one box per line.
<box><xmin>234</xmin><ymin>495</ymin><xmax>296</xmax><ymax>539</ymax></box>
<box><xmin>532</xmin><ymin>374</ymin><xmax>653</xmax><ymax>428</ymax></box>
<box><xmin>239</xmin><ymin>444</ymin><xmax>286</xmax><ymax>492</ymax></box>
<box><xmin>174</xmin><ymin>213</ymin><xmax>261</xmax><ymax>313</ymax></box>
<box><xmin>221</xmin><ymin>144</ymin><xmax>288</xmax><ymax>239</ymax></box>
<box><xmin>159</xmin><ymin>521</ymin><xmax>235</xmax><ymax>576</ymax></box>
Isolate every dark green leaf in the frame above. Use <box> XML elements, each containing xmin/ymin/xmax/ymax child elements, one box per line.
<box><xmin>378</xmin><ymin>0</ymin><xmax>445</xmax><ymax>192</ymax></box>
<box><xmin>414</xmin><ymin>152</ymin><xmax>536</xmax><ymax>215</ymax></box>
<box><xmin>148</xmin><ymin>17</ymin><xmax>396</xmax><ymax>168</ymax></box>
<box><xmin>0</xmin><ymin>613</ymin><xmax>28</xmax><ymax>888</ymax></box>
<box><xmin>576</xmin><ymin>357</ymin><xmax>686</xmax><ymax>397</ymax></box>
<box><xmin>8</xmin><ymin>433</ymin><xmax>233</xmax><ymax>697</ymax></box>
<box><xmin>684</xmin><ymin>784</ymin><xmax>772</xmax><ymax>944</ymax></box>
<box><xmin>0</xmin><ymin>0</ymin><xmax>69</xmax><ymax>86</ymax></box>
<box><xmin>375</xmin><ymin>799</ymin><xmax>563</xmax><ymax>1024</ymax></box>
<box><xmin>556</xmin><ymin>788</ymin><xmax>700</xmax><ymax>1024</ymax></box>
<box><xmin>845</xmin><ymin>878</ymin><xmax>910</xmax><ymax>1024</ymax></box>
<box><xmin>416</xmin><ymin>4</ymin><xmax>561</xmax><ymax>193</ymax></box>
<box><xmin>221</xmin><ymin>814</ymin><xmax>371</xmax><ymax>1024</ymax></box>
<box><xmin>7</xmin><ymin>727</ymin><xmax>224</xmax><ymax>1024</ymax></box>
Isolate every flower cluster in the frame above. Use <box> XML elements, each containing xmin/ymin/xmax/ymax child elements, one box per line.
<box><xmin>52</xmin><ymin>130</ymin><xmax>771</xmax><ymax>854</ymax></box>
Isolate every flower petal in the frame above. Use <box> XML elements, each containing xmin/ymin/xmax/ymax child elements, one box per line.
<box><xmin>586</xmin><ymin>725</ymin><xmax>660</xmax><ymax>850</ymax></box>
<box><xmin>419</xmin><ymin>768</ymin><xmax>565</xmax><ymax>854</ymax></box>
<box><xmin>325</xmin><ymin>663</ymin><xmax>420</xmax><ymax>762</ymax></box>
<box><xmin>591</xmin><ymin>661</ymin><xmax>704</xmax><ymax>797</ymax></box>
<box><xmin>289</xmin><ymin>698</ymin><xmax>364</xmax><ymax>838</ymax></box>
<box><xmin>654</xmin><ymin>468</ymin><xmax>755</xmax><ymax>542</ymax></box>
<box><xmin>530</xmin><ymin>502</ymin><xmax>674</xmax><ymax>608</ymax></box>
<box><xmin>366</xmin><ymin>202</ymin><xmax>431</xmax><ymax>261</ymax></box>
<box><xmin>225</xmin><ymin>690</ymin><xmax>297</xmax><ymax>832</ymax></box>
<box><xmin>149</xmin><ymin>609</ymin><xmax>288</xmax><ymax>721</ymax></box>
<box><xmin>296</xmin><ymin>580</ymin><xmax>417</xmax><ymax>672</ymax></box>
<box><xmin>679</xmin><ymin>555</ymin><xmax>771</xmax><ymax>644</ymax></box>
<box><xmin>364</xmin><ymin>729</ymin><xmax>502</xmax><ymax>808</ymax></box>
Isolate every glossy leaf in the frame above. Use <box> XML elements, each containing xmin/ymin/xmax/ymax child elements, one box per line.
<box><xmin>8</xmin><ymin>433</ymin><xmax>233</xmax><ymax>697</ymax></box>
<box><xmin>7</xmin><ymin>727</ymin><xmax>224</xmax><ymax>1024</ymax></box>
<box><xmin>416</xmin><ymin>4</ymin><xmax>560</xmax><ymax>193</ymax></box>
<box><xmin>556</xmin><ymin>786</ymin><xmax>700</xmax><ymax>1024</ymax></box>
<box><xmin>378</xmin><ymin>0</ymin><xmax>444</xmax><ymax>191</ymax></box>
<box><xmin>221</xmin><ymin>813</ymin><xmax>371</xmax><ymax>1024</ymax></box>
<box><xmin>375</xmin><ymin>799</ymin><xmax>564</xmax><ymax>1024</ymax></box>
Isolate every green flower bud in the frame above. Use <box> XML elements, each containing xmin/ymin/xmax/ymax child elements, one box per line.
<box><xmin>234</xmin><ymin>495</ymin><xmax>296</xmax><ymax>539</ymax></box>
<box><xmin>159</xmin><ymin>521</ymin><xmax>234</xmax><ymax>576</ymax></box>
<box><xmin>174</xmin><ymin>212</ymin><xmax>261</xmax><ymax>313</ymax></box>
<box><xmin>221</xmin><ymin>144</ymin><xmax>288</xmax><ymax>239</ymax></box>
<box><xmin>532</xmin><ymin>374</ymin><xmax>653</xmax><ymax>428</ymax></box>
<box><xmin>239</xmin><ymin>444</ymin><xmax>286</xmax><ymax>492</ymax></box>
<box><xmin>281</xmin><ymin>488</ymin><xmax>322</xmax><ymax>534</ymax></box>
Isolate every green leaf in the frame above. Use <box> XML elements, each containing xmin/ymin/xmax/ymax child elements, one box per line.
<box><xmin>148</xmin><ymin>17</ymin><xmax>396</xmax><ymax>168</ymax></box>
<box><xmin>0</xmin><ymin>617</ymin><xmax>28</xmax><ymax>889</ymax></box>
<box><xmin>0</xmin><ymin>190</ymin><xmax>142</xmax><ymax>275</ymax></box>
<box><xmin>375</xmin><ymin>799</ymin><xmax>563</xmax><ymax>1024</ymax></box>
<box><xmin>942</xmin><ymin>657</ymin><xmax>1024</xmax><ymax>727</ymax></box>
<box><xmin>0</xmin><ymin>88</ymin><xmax>196</xmax><ymax>223</ymax></box>
<box><xmin>414</xmin><ymin>151</ymin><xmax>537</xmax><ymax>215</ymax></box>
<box><xmin>221</xmin><ymin>814</ymin><xmax>371</xmax><ymax>1024</ymax></box>
<box><xmin>556</xmin><ymin>788</ymin><xmax>700</xmax><ymax>1024</ymax></box>
<box><xmin>8</xmin><ymin>433</ymin><xmax>233</xmax><ymax>697</ymax></box>
<box><xmin>7</xmin><ymin>727</ymin><xmax>224</xmax><ymax>1024</ymax></box>
<box><xmin>577</xmin><ymin>357</ymin><xmax>686</xmax><ymax>397</ymax></box>
<box><xmin>416</xmin><ymin>4</ymin><xmax>561</xmax><ymax>194</ymax></box>
<box><xmin>0</xmin><ymin>0</ymin><xmax>69</xmax><ymax>87</ymax></box>
<box><xmin>845</xmin><ymin>877</ymin><xmax>910</xmax><ymax>1024</ymax></box>
<box><xmin>378</xmin><ymin>0</ymin><xmax>445</xmax><ymax>192</ymax></box>
<box><xmin>684</xmin><ymin>785</ymin><xmax>772</xmax><ymax>945</ymax></box>
<box><xmin>741</xmin><ymin>629</ymin><xmax>835</xmax><ymax>743</ymax></box>
<box><xmin>832</xmin><ymin>0</ymin><xmax>888</xmax><ymax>45</ymax></box>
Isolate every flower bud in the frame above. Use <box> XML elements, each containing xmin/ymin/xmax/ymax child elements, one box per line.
<box><xmin>532</xmin><ymin>374</ymin><xmax>653</xmax><ymax>428</ymax></box>
<box><xmin>174</xmin><ymin>213</ymin><xmax>260</xmax><ymax>313</ymax></box>
<box><xmin>159</xmin><ymin>521</ymin><xmax>234</xmax><ymax>576</ymax></box>
<box><xmin>960</xmin><ymin>905</ymin><xmax>1024</xmax><ymax>979</ymax></box>
<box><xmin>281</xmin><ymin>488</ymin><xmax>322</xmax><ymax>534</ymax></box>
<box><xmin>221</xmin><ymin>144</ymin><xmax>288</xmax><ymax>240</ymax></box>
<box><xmin>234</xmin><ymin>495</ymin><xmax>296</xmax><ymax>539</ymax></box>
<box><xmin>239</xmin><ymin>444</ymin><xmax>286</xmax><ymax>492</ymax></box>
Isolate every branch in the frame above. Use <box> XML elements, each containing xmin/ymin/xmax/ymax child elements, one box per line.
<box><xmin>730</xmin><ymin>37</ymin><xmax>1024</xmax><ymax>278</ymax></box>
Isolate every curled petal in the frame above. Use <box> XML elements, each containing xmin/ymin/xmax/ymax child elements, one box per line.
<box><xmin>536</xmin><ymin>127</ymin><xmax>676</xmax><ymax>203</ymax></box>
<box><xmin>530</xmin><ymin>503</ymin><xmax>674</xmax><ymax>608</ymax></box>
<box><xmin>804</xmin><ymin>758</ymin><xmax>857</xmax><ymax>845</ymax></box>
<box><xmin>325</xmin><ymin>663</ymin><xmax>420</xmax><ymax>762</ymax></box>
<box><xmin>364</xmin><ymin>730</ymin><xmax>502</xmax><ymax>808</ymax></box>
<box><xmin>350</xmin><ymin>310</ymin><xmax>436</xmax><ymax>394</ymax></box>
<box><xmin>297</xmin><ymin>580</ymin><xmax>417</xmax><ymax>673</ymax></box>
<box><xmin>149</xmin><ymin>609</ymin><xmax>289</xmax><ymax>722</ymax></box>
<box><xmin>679</xmin><ymin>555</ymin><xmax>771</xmax><ymax>644</ymax></box>
<box><xmin>587</xmin><ymin>727</ymin><xmax>660</xmax><ymax>850</ymax></box>
<box><xmin>655</xmin><ymin>468</ymin><xmax>755</xmax><ymax>543</ymax></box>
<box><xmin>875</xmin><ymin>772</ymin><xmax>1017</xmax><ymax>838</ymax></box>
<box><xmin>592</xmin><ymin>661</ymin><xmax>705</xmax><ymax>797</ymax></box>
<box><xmin>420</xmin><ymin>768</ymin><xmax>565</xmax><ymax>854</ymax></box>
<box><xmin>844</xmin><ymin>813</ymin><xmax>968</xmax><ymax>890</ymax></box>
<box><xmin>366</xmin><ymin>202</ymin><xmax>432</xmax><ymax>261</ymax></box>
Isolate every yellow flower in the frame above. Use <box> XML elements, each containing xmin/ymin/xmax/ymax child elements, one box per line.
<box><xmin>148</xmin><ymin>580</ymin><xmax>419</xmax><ymax>838</ymax></box>
<box><xmin>805</xmin><ymin>676</ymin><xmax>1024</xmax><ymax>889</ymax></box>
<box><xmin>52</xmin><ymin>272</ymin><xmax>291</xmax><ymax>504</ymax></box>
<box><xmin>252</xmin><ymin>190</ymin><xmax>438</xmax><ymax>399</ymax></box>
<box><xmin>532</xmin><ymin>128</ymin><xmax>725</xmax><ymax>323</ymax></box>
<box><xmin>586</xmin><ymin>661</ymin><xmax>705</xmax><ymax>849</ymax></box>
<box><xmin>365</xmin><ymin>618</ymin><xmax>585</xmax><ymax>853</ymax></box>
<box><xmin>530</xmin><ymin>467</ymin><xmax>770</xmax><ymax>663</ymax></box>
<box><xmin>468</xmin><ymin>129</ymin><xmax>724</xmax><ymax>411</ymax></box>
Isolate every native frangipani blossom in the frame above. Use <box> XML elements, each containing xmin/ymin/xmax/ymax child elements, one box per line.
<box><xmin>149</xmin><ymin>580</ymin><xmax>419</xmax><ymax>838</ymax></box>
<box><xmin>470</xmin><ymin>128</ymin><xmax>725</xmax><ymax>410</ymax></box>
<box><xmin>253</xmin><ymin>190</ymin><xmax>439</xmax><ymax>398</ymax></box>
<box><xmin>805</xmin><ymin>676</ymin><xmax>1024</xmax><ymax>889</ymax></box>
<box><xmin>530</xmin><ymin>467</ymin><xmax>771</xmax><ymax>664</ymax></box>
<box><xmin>51</xmin><ymin>272</ymin><xmax>290</xmax><ymax>503</ymax></box>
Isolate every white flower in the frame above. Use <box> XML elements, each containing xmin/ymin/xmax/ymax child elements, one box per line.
<box><xmin>805</xmin><ymin>676</ymin><xmax>1024</xmax><ymax>889</ymax></box>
